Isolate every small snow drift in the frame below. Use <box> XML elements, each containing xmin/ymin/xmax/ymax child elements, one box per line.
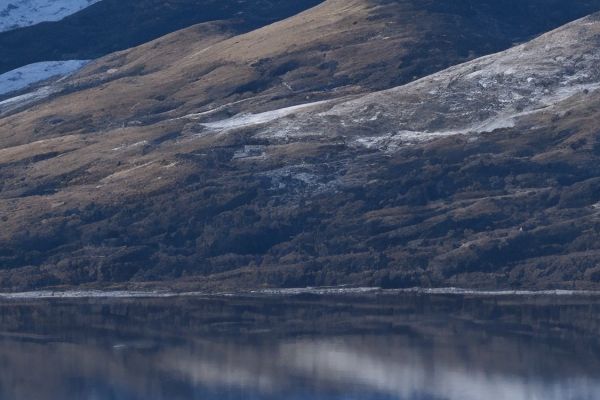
<box><xmin>0</xmin><ymin>0</ymin><xmax>101</xmax><ymax>32</ymax></box>
<box><xmin>0</xmin><ymin>59</ymin><xmax>88</xmax><ymax>96</ymax></box>
<box><xmin>199</xmin><ymin>101</ymin><xmax>330</xmax><ymax>132</ymax></box>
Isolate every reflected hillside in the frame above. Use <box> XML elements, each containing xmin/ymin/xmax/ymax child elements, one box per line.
<box><xmin>0</xmin><ymin>293</ymin><xmax>599</xmax><ymax>399</ymax></box>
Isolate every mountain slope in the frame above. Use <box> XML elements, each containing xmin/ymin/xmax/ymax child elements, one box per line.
<box><xmin>1</xmin><ymin>4</ymin><xmax>600</xmax><ymax>290</ymax></box>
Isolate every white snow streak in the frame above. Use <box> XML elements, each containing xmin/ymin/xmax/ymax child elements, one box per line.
<box><xmin>1</xmin><ymin>287</ymin><xmax>600</xmax><ymax>299</ymax></box>
<box><xmin>200</xmin><ymin>100</ymin><xmax>330</xmax><ymax>131</ymax></box>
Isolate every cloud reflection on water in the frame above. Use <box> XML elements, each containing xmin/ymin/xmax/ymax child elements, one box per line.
<box><xmin>157</xmin><ymin>335</ymin><xmax>600</xmax><ymax>400</ymax></box>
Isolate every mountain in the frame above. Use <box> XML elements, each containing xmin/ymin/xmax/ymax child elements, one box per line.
<box><xmin>4</xmin><ymin>0</ymin><xmax>600</xmax><ymax>100</ymax></box>
<box><xmin>0</xmin><ymin>0</ymin><xmax>325</xmax><ymax>96</ymax></box>
<box><xmin>6</xmin><ymin>0</ymin><xmax>600</xmax><ymax>134</ymax></box>
<box><xmin>1</xmin><ymin>1</ymin><xmax>600</xmax><ymax>291</ymax></box>
<box><xmin>0</xmin><ymin>0</ymin><xmax>100</xmax><ymax>33</ymax></box>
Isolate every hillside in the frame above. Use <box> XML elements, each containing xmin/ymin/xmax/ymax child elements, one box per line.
<box><xmin>1</xmin><ymin>1</ymin><xmax>600</xmax><ymax>290</ymax></box>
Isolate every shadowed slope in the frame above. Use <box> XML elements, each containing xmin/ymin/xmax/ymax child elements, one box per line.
<box><xmin>0</xmin><ymin>0</ymin><xmax>325</xmax><ymax>74</ymax></box>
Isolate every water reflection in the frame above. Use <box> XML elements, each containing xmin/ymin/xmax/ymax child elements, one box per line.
<box><xmin>0</xmin><ymin>293</ymin><xmax>599</xmax><ymax>400</ymax></box>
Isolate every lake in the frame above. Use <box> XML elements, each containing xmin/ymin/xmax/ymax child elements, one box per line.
<box><xmin>0</xmin><ymin>289</ymin><xmax>599</xmax><ymax>400</ymax></box>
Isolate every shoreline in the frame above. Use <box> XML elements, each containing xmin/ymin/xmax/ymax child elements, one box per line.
<box><xmin>2</xmin><ymin>286</ymin><xmax>600</xmax><ymax>300</ymax></box>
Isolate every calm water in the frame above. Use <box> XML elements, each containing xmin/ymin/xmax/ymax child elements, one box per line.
<box><xmin>1</xmin><ymin>292</ymin><xmax>600</xmax><ymax>400</ymax></box>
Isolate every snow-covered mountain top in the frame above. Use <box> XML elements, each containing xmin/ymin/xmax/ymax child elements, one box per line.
<box><xmin>315</xmin><ymin>13</ymin><xmax>600</xmax><ymax>148</ymax></box>
<box><xmin>0</xmin><ymin>0</ymin><xmax>101</xmax><ymax>32</ymax></box>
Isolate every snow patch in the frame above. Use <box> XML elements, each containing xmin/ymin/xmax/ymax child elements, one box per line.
<box><xmin>112</xmin><ymin>140</ymin><xmax>149</xmax><ymax>151</ymax></box>
<box><xmin>395</xmin><ymin>287</ymin><xmax>600</xmax><ymax>297</ymax></box>
<box><xmin>232</xmin><ymin>145</ymin><xmax>266</xmax><ymax>160</ymax></box>
<box><xmin>0</xmin><ymin>0</ymin><xmax>101</xmax><ymax>32</ymax></box>
<box><xmin>0</xmin><ymin>60</ymin><xmax>89</xmax><ymax>96</ymax></box>
<box><xmin>1</xmin><ymin>286</ymin><xmax>600</xmax><ymax>300</ymax></box>
<box><xmin>0</xmin><ymin>85</ymin><xmax>56</xmax><ymax>115</ymax></box>
<box><xmin>100</xmin><ymin>162</ymin><xmax>154</xmax><ymax>182</ymax></box>
<box><xmin>0</xmin><ymin>290</ymin><xmax>194</xmax><ymax>299</ymax></box>
<box><xmin>200</xmin><ymin>100</ymin><xmax>330</xmax><ymax>131</ymax></box>
<box><xmin>350</xmin><ymin>115</ymin><xmax>519</xmax><ymax>152</ymax></box>
<box><xmin>252</xmin><ymin>287</ymin><xmax>382</xmax><ymax>296</ymax></box>
<box><xmin>251</xmin><ymin>286</ymin><xmax>600</xmax><ymax>297</ymax></box>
